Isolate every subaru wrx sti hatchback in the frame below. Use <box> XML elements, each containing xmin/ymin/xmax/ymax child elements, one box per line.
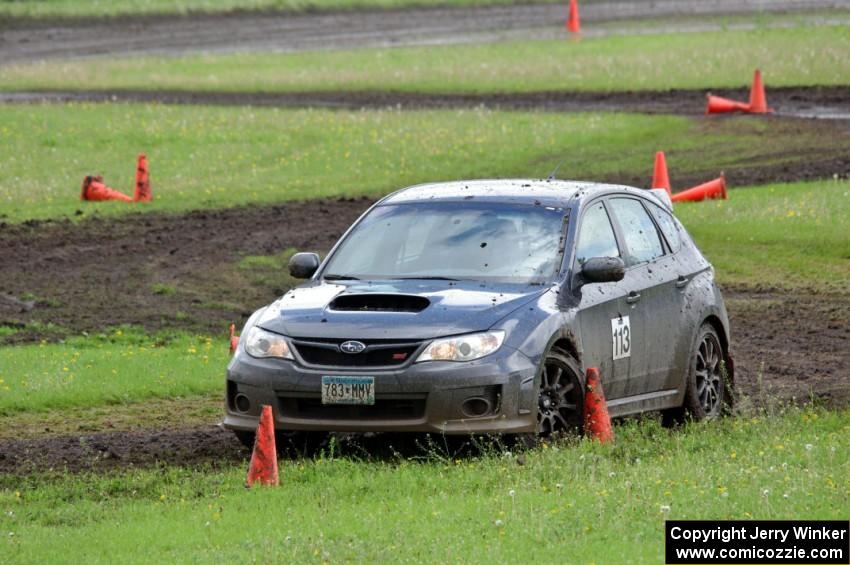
<box><xmin>224</xmin><ymin>180</ymin><xmax>733</xmax><ymax>444</ymax></box>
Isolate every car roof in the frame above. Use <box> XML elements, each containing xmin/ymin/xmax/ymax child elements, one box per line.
<box><xmin>379</xmin><ymin>179</ymin><xmax>658</xmax><ymax>208</ymax></box>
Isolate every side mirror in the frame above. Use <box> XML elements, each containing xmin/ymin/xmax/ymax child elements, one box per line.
<box><xmin>580</xmin><ymin>256</ymin><xmax>625</xmax><ymax>284</ymax></box>
<box><xmin>288</xmin><ymin>252</ymin><xmax>320</xmax><ymax>279</ymax></box>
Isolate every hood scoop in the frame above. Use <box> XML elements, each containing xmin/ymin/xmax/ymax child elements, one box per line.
<box><xmin>329</xmin><ymin>293</ymin><xmax>430</xmax><ymax>313</ymax></box>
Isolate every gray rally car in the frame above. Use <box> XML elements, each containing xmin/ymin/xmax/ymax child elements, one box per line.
<box><xmin>224</xmin><ymin>180</ymin><xmax>733</xmax><ymax>444</ymax></box>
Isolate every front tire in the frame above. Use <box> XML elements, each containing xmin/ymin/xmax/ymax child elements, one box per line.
<box><xmin>537</xmin><ymin>348</ymin><xmax>584</xmax><ymax>435</ymax></box>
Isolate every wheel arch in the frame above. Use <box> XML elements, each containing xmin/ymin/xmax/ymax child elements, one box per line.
<box><xmin>550</xmin><ymin>337</ymin><xmax>580</xmax><ymax>365</ymax></box>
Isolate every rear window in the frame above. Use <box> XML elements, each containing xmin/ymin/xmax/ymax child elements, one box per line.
<box><xmin>608</xmin><ymin>198</ymin><xmax>664</xmax><ymax>266</ymax></box>
<box><xmin>646</xmin><ymin>201</ymin><xmax>682</xmax><ymax>252</ymax></box>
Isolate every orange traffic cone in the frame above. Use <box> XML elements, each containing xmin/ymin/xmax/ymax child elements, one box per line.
<box><xmin>748</xmin><ymin>69</ymin><xmax>772</xmax><ymax>114</ymax></box>
<box><xmin>651</xmin><ymin>151</ymin><xmax>672</xmax><ymax>196</ymax></box>
<box><xmin>566</xmin><ymin>0</ymin><xmax>580</xmax><ymax>34</ymax></box>
<box><xmin>81</xmin><ymin>175</ymin><xmax>133</xmax><ymax>202</ymax></box>
<box><xmin>229</xmin><ymin>323</ymin><xmax>239</xmax><ymax>355</ymax></box>
<box><xmin>705</xmin><ymin>94</ymin><xmax>750</xmax><ymax>115</ymax></box>
<box><xmin>134</xmin><ymin>153</ymin><xmax>152</xmax><ymax>202</ymax></box>
<box><xmin>671</xmin><ymin>175</ymin><xmax>727</xmax><ymax>203</ymax></box>
<box><xmin>582</xmin><ymin>367</ymin><xmax>613</xmax><ymax>443</ymax></box>
<box><xmin>246</xmin><ymin>405</ymin><xmax>279</xmax><ymax>487</ymax></box>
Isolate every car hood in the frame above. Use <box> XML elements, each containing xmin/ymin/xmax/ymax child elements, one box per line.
<box><xmin>257</xmin><ymin>279</ymin><xmax>551</xmax><ymax>340</ymax></box>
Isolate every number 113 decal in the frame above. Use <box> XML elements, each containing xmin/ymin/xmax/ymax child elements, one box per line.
<box><xmin>611</xmin><ymin>316</ymin><xmax>631</xmax><ymax>360</ymax></box>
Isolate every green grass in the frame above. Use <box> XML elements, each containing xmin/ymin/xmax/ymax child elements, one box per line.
<box><xmin>0</xmin><ymin>103</ymin><xmax>842</xmax><ymax>223</ymax></box>
<box><xmin>0</xmin><ymin>0</ymin><xmax>558</xmax><ymax>19</ymax></box>
<box><xmin>0</xmin><ymin>329</ymin><xmax>228</xmax><ymax>416</ymax></box>
<box><xmin>0</xmin><ymin>105</ymin><xmax>689</xmax><ymax>221</ymax></box>
<box><xmin>676</xmin><ymin>180</ymin><xmax>850</xmax><ymax>292</ymax></box>
<box><xmin>0</xmin><ymin>393</ymin><xmax>222</xmax><ymax>439</ymax></box>
<box><xmin>1</xmin><ymin>409</ymin><xmax>847</xmax><ymax>562</ymax></box>
<box><xmin>2</xmin><ymin>26</ymin><xmax>849</xmax><ymax>93</ymax></box>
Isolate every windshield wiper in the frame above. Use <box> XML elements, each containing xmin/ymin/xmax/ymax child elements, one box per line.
<box><xmin>391</xmin><ymin>276</ymin><xmax>461</xmax><ymax>281</ymax></box>
<box><xmin>323</xmin><ymin>274</ymin><xmax>360</xmax><ymax>281</ymax></box>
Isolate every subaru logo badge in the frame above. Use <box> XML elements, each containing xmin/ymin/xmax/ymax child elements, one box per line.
<box><xmin>340</xmin><ymin>340</ymin><xmax>366</xmax><ymax>354</ymax></box>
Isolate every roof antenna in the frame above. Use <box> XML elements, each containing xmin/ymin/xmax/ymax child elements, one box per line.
<box><xmin>546</xmin><ymin>159</ymin><xmax>566</xmax><ymax>182</ymax></box>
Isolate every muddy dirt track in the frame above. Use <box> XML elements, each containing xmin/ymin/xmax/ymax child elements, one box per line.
<box><xmin>4</xmin><ymin>85</ymin><xmax>850</xmax><ymax>121</ymax></box>
<box><xmin>2</xmin><ymin>0</ymin><xmax>849</xmax><ymax>63</ymax></box>
<box><xmin>0</xmin><ymin>194</ymin><xmax>848</xmax><ymax>474</ymax></box>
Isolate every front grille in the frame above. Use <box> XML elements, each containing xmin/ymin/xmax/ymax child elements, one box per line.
<box><xmin>291</xmin><ymin>338</ymin><xmax>423</xmax><ymax>368</ymax></box>
<box><xmin>279</xmin><ymin>396</ymin><xmax>427</xmax><ymax>420</ymax></box>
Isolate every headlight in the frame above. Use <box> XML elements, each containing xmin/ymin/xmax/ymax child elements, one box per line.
<box><xmin>243</xmin><ymin>326</ymin><xmax>293</xmax><ymax>360</ymax></box>
<box><xmin>416</xmin><ymin>331</ymin><xmax>505</xmax><ymax>363</ymax></box>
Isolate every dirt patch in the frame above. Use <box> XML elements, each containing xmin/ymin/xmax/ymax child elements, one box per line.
<box><xmin>726</xmin><ymin>289</ymin><xmax>850</xmax><ymax>410</ymax></box>
<box><xmin>2</xmin><ymin>0</ymin><xmax>845</xmax><ymax>63</ymax></box>
<box><xmin>4</xmin><ymin>85</ymin><xmax>850</xmax><ymax>121</ymax></box>
<box><xmin>0</xmin><ymin>425</ymin><xmax>248</xmax><ymax>474</ymax></box>
<box><xmin>0</xmin><ymin>197</ymin><xmax>371</xmax><ymax>339</ymax></box>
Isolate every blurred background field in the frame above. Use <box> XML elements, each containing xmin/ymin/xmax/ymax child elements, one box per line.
<box><xmin>3</xmin><ymin>26</ymin><xmax>848</xmax><ymax>93</ymax></box>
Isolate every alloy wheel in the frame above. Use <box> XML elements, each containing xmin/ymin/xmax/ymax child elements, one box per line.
<box><xmin>695</xmin><ymin>333</ymin><xmax>723</xmax><ymax>417</ymax></box>
<box><xmin>538</xmin><ymin>355</ymin><xmax>582</xmax><ymax>435</ymax></box>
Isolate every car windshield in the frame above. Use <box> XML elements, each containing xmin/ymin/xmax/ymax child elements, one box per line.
<box><xmin>322</xmin><ymin>202</ymin><xmax>568</xmax><ymax>283</ymax></box>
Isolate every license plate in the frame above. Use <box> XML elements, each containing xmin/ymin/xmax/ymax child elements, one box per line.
<box><xmin>321</xmin><ymin>376</ymin><xmax>375</xmax><ymax>405</ymax></box>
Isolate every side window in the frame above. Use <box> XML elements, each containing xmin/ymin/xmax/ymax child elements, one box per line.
<box><xmin>647</xmin><ymin>201</ymin><xmax>681</xmax><ymax>252</ymax></box>
<box><xmin>575</xmin><ymin>202</ymin><xmax>620</xmax><ymax>265</ymax></box>
<box><xmin>608</xmin><ymin>198</ymin><xmax>664</xmax><ymax>266</ymax></box>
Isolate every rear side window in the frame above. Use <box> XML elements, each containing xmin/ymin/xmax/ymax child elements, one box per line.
<box><xmin>647</xmin><ymin>201</ymin><xmax>681</xmax><ymax>252</ymax></box>
<box><xmin>608</xmin><ymin>198</ymin><xmax>664</xmax><ymax>266</ymax></box>
<box><xmin>575</xmin><ymin>202</ymin><xmax>620</xmax><ymax>264</ymax></box>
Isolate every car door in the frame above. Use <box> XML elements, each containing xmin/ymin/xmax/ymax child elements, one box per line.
<box><xmin>572</xmin><ymin>199</ymin><xmax>632</xmax><ymax>400</ymax></box>
<box><xmin>606</xmin><ymin>197</ymin><xmax>680</xmax><ymax>397</ymax></box>
<box><xmin>645</xmin><ymin>200</ymin><xmax>698</xmax><ymax>392</ymax></box>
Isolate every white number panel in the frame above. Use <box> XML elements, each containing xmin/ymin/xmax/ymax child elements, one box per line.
<box><xmin>611</xmin><ymin>316</ymin><xmax>631</xmax><ymax>360</ymax></box>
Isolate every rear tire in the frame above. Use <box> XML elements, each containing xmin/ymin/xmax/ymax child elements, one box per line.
<box><xmin>665</xmin><ymin>323</ymin><xmax>729</xmax><ymax>424</ymax></box>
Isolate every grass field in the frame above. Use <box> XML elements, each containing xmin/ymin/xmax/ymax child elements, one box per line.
<box><xmin>675</xmin><ymin>180</ymin><xmax>850</xmax><ymax>292</ymax></box>
<box><xmin>1</xmin><ymin>408</ymin><xmax>847</xmax><ymax>562</ymax></box>
<box><xmin>0</xmin><ymin>0</ymin><xmax>558</xmax><ymax>19</ymax></box>
<box><xmin>2</xmin><ymin>26</ymin><xmax>848</xmax><ymax>93</ymax></box>
<box><xmin>0</xmin><ymin>103</ymin><xmax>843</xmax><ymax>223</ymax></box>
<box><xmin>0</xmin><ymin>329</ymin><xmax>228</xmax><ymax>416</ymax></box>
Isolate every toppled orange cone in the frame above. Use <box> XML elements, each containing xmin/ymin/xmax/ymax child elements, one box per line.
<box><xmin>705</xmin><ymin>95</ymin><xmax>750</xmax><ymax>115</ymax></box>
<box><xmin>651</xmin><ymin>151</ymin><xmax>672</xmax><ymax>196</ymax></box>
<box><xmin>706</xmin><ymin>69</ymin><xmax>773</xmax><ymax>115</ymax></box>
<box><xmin>748</xmin><ymin>69</ymin><xmax>772</xmax><ymax>114</ymax></box>
<box><xmin>80</xmin><ymin>175</ymin><xmax>133</xmax><ymax>202</ymax></box>
<box><xmin>246</xmin><ymin>405</ymin><xmax>279</xmax><ymax>487</ymax></box>
<box><xmin>229</xmin><ymin>323</ymin><xmax>239</xmax><ymax>355</ymax></box>
<box><xmin>671</xmin><ymin>175</ymin><xmax>727</xmax><ymax>203</ymax></box>
<box><xmin>582</xmin><ymin>367</ymin><xmax>613</xmax><ymax>443</ymax></box>
<box><xmin>566</xmin><ymin>0</ymin><xmax>580</xmax><ymax>34</ymax></box>
<box><xmin>134</xmin><ymin>153</ymin><xmax>152</xmax><ymax>202</ymax></box>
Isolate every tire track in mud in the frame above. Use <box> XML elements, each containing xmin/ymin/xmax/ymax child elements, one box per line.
<box><xmin>3</xmin><ymin>86</ymin><xmax>850</xmax><ymax>121</ymax></box>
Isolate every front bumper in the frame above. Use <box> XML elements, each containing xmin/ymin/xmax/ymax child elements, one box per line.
<box><xmin>223</xmin><ymin>345</ymin><xmax>539</xmax><ymax>434</ymax></box>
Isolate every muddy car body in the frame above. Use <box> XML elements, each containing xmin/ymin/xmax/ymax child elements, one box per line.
<box><xmin>224</xmin><ymin>180</ymin><xmax>732</xmax><ymax>441</ymax></box>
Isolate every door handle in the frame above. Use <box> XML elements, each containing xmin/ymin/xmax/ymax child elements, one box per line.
<box><xmin>676</xmin><ymin>276</ymin><xmax>690</xmax><ymax>289</ymax></box>
<box><xmin>626</xmin><ymin>291</ymin><xmax>641</xmax><ymax>304</ymax></box>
